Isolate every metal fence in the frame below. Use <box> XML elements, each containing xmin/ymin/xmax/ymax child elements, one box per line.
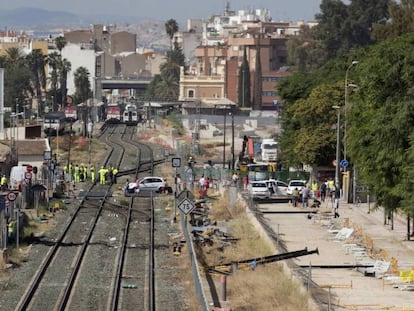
<box><xmin>181</xmin><ymin>213</ymin><xmax>210</xmax><ymax>311</ymax></box>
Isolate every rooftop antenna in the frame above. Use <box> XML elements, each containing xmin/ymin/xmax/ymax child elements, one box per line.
<box><xmin>225</xmin><ymin>1</ymin><xmax>230</xmax><ymax>14</ymax></box>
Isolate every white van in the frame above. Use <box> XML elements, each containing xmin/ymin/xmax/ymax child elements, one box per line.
<box><xmin>9</xmin><ymin>166</ymin><xmax>30</xmax><ymax>190</ymax></box>
<box><xmin>260</xmin><ymin>138</ymin><xmax>278</xmax><ymax>162</ymax></box>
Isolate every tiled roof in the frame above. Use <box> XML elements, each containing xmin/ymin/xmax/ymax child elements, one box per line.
<box><xmin>16</xmin><ymin>139</ymin><xmax>49</xmax><ymax>156</ymax></box>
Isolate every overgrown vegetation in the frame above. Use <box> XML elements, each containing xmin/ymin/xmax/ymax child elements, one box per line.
<box><xmin>164</xmin><ymin>113</ymin><xmax>186</xmax><ymax>136</ymax></box>
<box><xmin>280</xmin><ymin>32</ymin><xmax>414</xmax><ymax>236</ymax></box>
<box><xmin>196</xmin><ymin>190</ymin><xmax>314</xmax><ymax>310</ymax></box>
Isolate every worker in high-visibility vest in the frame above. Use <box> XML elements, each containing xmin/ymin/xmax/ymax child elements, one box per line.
<box><xmin>112</xmin><ymin>167</ymin><xmax>118</xmax><ymax>184</ymax></box>
<box><xmin>8</xmin><ymin>218</ymin><xmax>16</xmax><ymax>243</ymax></box>
<box><xmin>1</xmin><ymin>174</ymin><xmax>7</xmax><ymax>191</ymax></box>
<box><xmin>81</xmin><ymin>165</ymin><xmax>87</xmax><ymax>182</ymax></box>
<box><xmin>79</xmin><ymin>165</ymin><xmax>85</xmax><ymax>182</ymax></box>
<box><xmin>90</xmin><ymin>166</ymin><xmax>95</xmax><ymax>182</ymax></box>
<box><xmin>311</xmin><ymin>180</ymin><xmax>318</xmax><ymax>199</ymax></box>
<box><xmin>74</xmin><ymin>164</ymin><xmax>80</xmax><ymax>183</ymax></box>
<box><xmin>99</xmin><ymin>166</ymin><xmax>106</xmax><ymax>185</ymax></box>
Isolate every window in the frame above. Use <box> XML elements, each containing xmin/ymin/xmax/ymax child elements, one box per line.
<box><xmin>262</xmin><ymin>76</ymin><xmax>284</xmax><ymax>82</ymax></box>
<box><xmin>188</xmin><ymin>90</ymin><xmax>194</xmax><ymax>98</ymax></box>
<box><xmin>262</xmin><ymin>91</ymin><xmax>277</xmax><ymax>97</ymax></box>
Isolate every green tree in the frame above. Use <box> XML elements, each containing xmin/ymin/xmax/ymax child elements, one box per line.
<box><xmin>73</xmin><ymin>66</ymin><xmax>92</xmax><ymax>104</ymax></box>
<box><xmin>237</xmin><ymin>46</ymin><xmax>251</xmax><ymax>108</ymax></box>
<box><xmin>160</xmin><ymin>41</ymin><xmax>185</xmax><ymax>82</ymax></box>
<box><xmin>372</xmin><ymin>0</ymin><xmax>414</xmax><ymax>41</ymax></box>
<box><xmin>311</xmin><ymin>0</ymin><xmax>389</xmax><ymax>62</ymax></box>
<box><xmin>4</xmin><ymin>47</ymin><xmax>22</xmax><ymax>63</ymax></box>
<box><xmin>313</xmin><ymin>0</ymin><xmax>349</xmax><ymax>60</ymax></box>
<box><xmin>58</xmin><ymin>58</ymin><xmax>71</xmax><ymax>108</ymax></box>
<box><xmin>347</xmin><ymin>33</ymin><xmax>414</xmax><ymax>233</ymax></box>
<box><xmin>286</xmin><ymin>25</ymin><xmax>328</xmax><ymax>72</ymax></box>
<box><xmin>155</xmin><ymin>75</ymin><xmax>180</xmax><ymax>99</ymax></box>
<box><xmin>47</xmin><ymin>52</ymin><xmax>61</xmax><ymax>111</ymax></box>
<box><xmin>280</xmin><ymin>82</ymin><xmax>343</xmax><ymax>168</ymax></box>
<box><xmin>147</xmin><ymin>41</ymin><xmax>185</xmax><ymax>101</ymax></box>
<box><xmin>277</xmin><ymin>54</ymin><xmax>363</xmax><ymax>167</ymax></box>
<box><xmin>165</xmin><ymin>19</ymin><xmax>179</xmax><ymax>50</ymax></box>
<box><xmin>145</xmin><ymin>74</ymin><xmax>163</xmax><ymax>99</ymax></box>
<box><xmin>74</xmin><ymin>66</ymin><xmax>92</xmax><ymax>136</ymax></box>
<box><xmin>399</xmin><ymin>131</ymin><xmax>414</xmax><ymax>238</ymax></box>
<box><xmin>26</xmin><ymin>49</ymin><xmax>47</xmax><ymax>113</ymax></box>
<box><xmin>346</xmin><ymin>0</ymin><xmax>389</xmax><ymax>46</ymax></box>
<box><xmin>54</xmin><ymin>36</ymin><xmax>67</xmax><ymax>53</ymax></box>
<box><xmin>3</xmin><ymin>48</ymin><xmax>32</xmax><ymax>113</ymax></box>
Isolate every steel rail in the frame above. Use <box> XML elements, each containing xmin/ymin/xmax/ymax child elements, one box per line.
<box><xmin>59</xmin><ymin>124</ymin><xmax>128</xmax><ymax>309</ymax></box>
<box><xmin>17</xmin><ymin>125</ymin><xmax>121</xmax><ymax>310</ymax></box>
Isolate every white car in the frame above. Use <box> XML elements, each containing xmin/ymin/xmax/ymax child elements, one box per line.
<box><xmin>248</xmin><ymin>180</ymin><xmax>271</xmax><ymax>199</ymax></box>
<box><xmin>137</xmin><ymin>176</ymin><xmax>166</xmax><ymax>192</ymax></box>
<box><xmin>286</xmin><ymin>180</ymin><xmax>307</xmax><ymax>195</ymax></box>
<box><xmin>267</xmin><ymin>179</ymin><xmax>289</xmax><ymax>195</ymax></box>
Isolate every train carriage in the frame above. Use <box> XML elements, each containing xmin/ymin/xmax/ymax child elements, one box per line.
<box><xmin>106</xmin><ymin>104</ymin><xmax>122</xmax><ymax>123</ymax></box>
<box><xmin>123</xmin><ymin>103</ymin><xmax>139</xmax><ymax>126</ymax></box>
<box><xmin>64</xmin><ymin>105</ymin><xmax>78</xmax><ymax>122</ymax></box>
<box><xmin>44</xmin><ymin>112</ymin><xmax>66</xmax><ymax>136</ymax></box>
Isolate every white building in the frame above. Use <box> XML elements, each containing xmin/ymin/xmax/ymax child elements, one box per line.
<box><xmin>60</xmin><ymin>43</ymin><xmax>96</xmax><ymax>96</ymax></box>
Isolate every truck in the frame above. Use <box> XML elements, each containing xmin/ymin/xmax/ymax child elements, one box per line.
<box><xmin>260</xmin><ymin>138</ymin><xmax>278</xmax><ymax>162</ymax></box>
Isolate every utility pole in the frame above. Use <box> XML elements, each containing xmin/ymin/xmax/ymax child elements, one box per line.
<box><xmin>231</xmin><ymin>108</ymin><xmax>235</xmax><ymax>171</ymax></box>
<box><xmin>223</xmin><ymin>108</ymin><xmax>227</xmax><ymax>168</ymax></box>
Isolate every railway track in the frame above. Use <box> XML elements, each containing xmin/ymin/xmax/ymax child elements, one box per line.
<box><xmin>16</xmin><ymin>124</ymin><xmax>159</xmax><ymax>311</ymax></box>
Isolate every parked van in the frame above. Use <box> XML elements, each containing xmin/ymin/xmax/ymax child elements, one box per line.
<box><xmin>9</xmin><ymin>166</ymin><xmax>30</xmax><ymax>190</ymax></box>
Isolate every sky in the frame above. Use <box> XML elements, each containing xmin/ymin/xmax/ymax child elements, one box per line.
<box><xmin>6</xmin><ymin>0</ymin><xmax>322</xmax><ymax>22</ymax></box>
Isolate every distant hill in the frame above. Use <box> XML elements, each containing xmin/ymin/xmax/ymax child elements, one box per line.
<box><xmin>0</xmin><ymin>7</ymin><xmax>153</xmax><ymax>30</ymax></box>
<box><xmin>0</xmin><ymin>7</ymin><xmax>171</xmax><ymax>52</ymax></box>
<box><xmin>0</xmin><ymin>8</ymin><xmax>81</xmax><ymax>29</ymax></box>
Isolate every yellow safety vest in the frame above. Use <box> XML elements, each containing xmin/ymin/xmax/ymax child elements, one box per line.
<box><xmin>8</xmin><ymin>221</ymin><xmax>15</xmax><ymax>233</ymax></box>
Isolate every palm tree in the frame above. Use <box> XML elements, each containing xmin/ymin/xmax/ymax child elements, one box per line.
<box><xmin>5</xmin><ymin>47</ymin><xmax>22</xmax><ymax>63</ymax></box>
<box><xmin>26</xmin><ymin>49</ymin><xmax>47</xmax><ymax>113</ymax></box>
<box><xmin>157</xmin><ymin>75</ymin><xmax>179</xmax><ymax>100</ymax></box>
<box><xmin>238</xmin><ymin>46</ymin><xmax>251</xmax><ymax>108</ymax></box>
<box><xmin>47</xmin><ymin>52</ymin><xmax>62</xmax><ymax>111</ymax></box>
<box><xmin>74</xmin><ymin>66</ymin><xmax>92</xmax><ymax>136</ymax></box>
<box><xmin>74</xmin><ymin>66</ymin><xmax>91</xmax><ymax>104</ymax></box>
<box><xmin>4</xmin><ymin>47</ymin><xmax>32</xmax><ymax>112</ymax></box>
<box><xmin>158</xmin><ymin>42</ymin><xmax>185</xmax><ymax>100</ymax></box>
<box><xmin>160</xmin><ymin>42</ymin><xmax>185</xmax><ymax>80</ymax></box>
<box><xmin>54</xmin><ymin>36</ymin><xmax>67</xmax><ymax>53</ymax></box>
<box><xmin>58</xmin><ymin>58</ymin><xmax>71</xmax><ymax>108</ymax></box>
<box><xmin>165</xmin><ymin>19</ymin><xmax>179</xmax><ymax>50</ymax></box>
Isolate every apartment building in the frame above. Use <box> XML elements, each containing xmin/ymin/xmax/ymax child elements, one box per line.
<box><xmin>60</xmin><ymin>24</ymin><xmax>151</xmax><ymax>99</ymax></box>
<box><xmin>178</xmin><ymin>4</ymin><xmax>316</xmax><ymax>111</ymax></box>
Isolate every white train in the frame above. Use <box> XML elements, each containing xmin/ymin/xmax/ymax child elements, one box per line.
<box><xmin>123</xmin><ymin>104</ymin><xmax>139</xmax><ymax>125</ymax></box>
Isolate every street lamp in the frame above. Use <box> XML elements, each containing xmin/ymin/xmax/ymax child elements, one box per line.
<box><xmin>87</xmin><ymin>120</ymin><xmax>93</xmax><ymax>166</ymax></box>
<box><xmin>344</xmin><ymin>60</ymin><xmax>358</xmax><ymax>162</ymax></box>
<box><xmin>231</xmin><ymin>108</ymin><xmax>235</xmax><ymax>171</ymax></box>
<box><xmin>332</xmin><ymin>105</ymin><xmax>341</xmax><ymax>188</ymax></box>
<box><xmin>223</xmin><ymin>107</ymin><xmax>227</xmax><ymax>169</ymax></box>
